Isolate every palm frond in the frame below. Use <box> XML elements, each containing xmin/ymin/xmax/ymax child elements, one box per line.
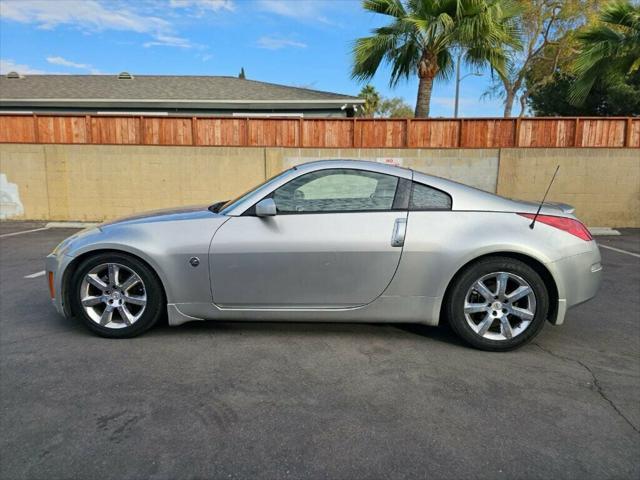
<box><xmin>352</xmin><ymin>0</ymin><xmax>524</xmax><ymax>115</ymax></box>
<box><xmin>388</xmin><ymin>38</ymin><xmax>422</xmax><ymax>85</ymax></box>
<box><xmin>363</xmin><ymin>0</ymin><xmax>407</xmax><ymax>18</ymax></box>
<box><xmin>570</xmin><ymin>0</ymin><xmax>640</xmax><ymax>104</ymax></box>
<box><xmin>435</xmin><ymin>49</ymin><xmax>455</xmax><ymax>80</ymax></box>
<box><xmin>351</xmin><ymin>33</ymin><xmax>399</xmax><ymax>81</ymax></box>
<box><xmin>599</xmin><ymin>0</ymin><xmax>640</xmax><ymax>30</ymax></box>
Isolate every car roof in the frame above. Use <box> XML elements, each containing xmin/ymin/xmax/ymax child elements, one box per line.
<box><xmin>293</xmin><ymin>159</ymin><xmax>413</xmax><ymax>179</ymax></box>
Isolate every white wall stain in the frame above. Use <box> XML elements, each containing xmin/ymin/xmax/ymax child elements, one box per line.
<box><xmin>0</xmin><ymin>173</ymin><xmax>24</xmax><ymax>219</ymax></box>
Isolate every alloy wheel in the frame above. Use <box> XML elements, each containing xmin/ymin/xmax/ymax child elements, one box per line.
<box><xmin>79</xmin><ymin>263</ymin><xmax>147</xmax><ymax>329</ymax></box>
<box><xmin>463</xmin><ymin>271</ymin><xmax>537</xmax><ymax>341</ymax></box>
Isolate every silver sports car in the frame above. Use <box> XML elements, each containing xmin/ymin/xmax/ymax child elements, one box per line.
<box><xmin>46</xmin><ymin>160</ymin><xmax>602</xmax><ymax>350</ymax></box>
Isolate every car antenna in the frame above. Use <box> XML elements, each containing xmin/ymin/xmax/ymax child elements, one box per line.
<box><xmin>529</xmin><ymin>165</ymin><xmax>560</xmax><ymax>230</ymax></box>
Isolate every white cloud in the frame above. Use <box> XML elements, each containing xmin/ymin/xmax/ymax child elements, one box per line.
<box><xmin>46</xmin><ymin>55</ymin><xmax>103</xmax><ymax>74</ymax></box>
<box><xmin>46</xmin><ymin>56</ymin><xmax>89</xmax><ymax>69</ymax></box>
<box><xmin>256</xmin><ymin>0</ymin><xmax>336</xmax><ymax>25</ymax></box>
<box><xmin>0</xmin><ymin>0</ymin><xmax>169</xmax><ymax>33</ymax></box>
<box><xmin>143</xmin><ymin>34</ymin><xmax>195</xmax><ymax>49</ymax></box>
<box><xmin>0</xmin><ymin>57</ymin><xmax>104</xmax><ymax>75</ymax></box>
<box><xmin>0</xmin><ymin>0</ymin><xmax>196</xmax><ymax>48</ymax></box>
<box><xmin>0</xmin><ymin>58</ymin><xmax>48</xmax><ymax>74</ymax></box>
<box><xmin>169</xmin><ymin>0</ymin><xmax>234</xmax><ymax>11</ymax></box>
<box><xmin>256</xmin><ymin>36</ymin><xmax>307</xmax><ymax>50</ymax></box>
<box><xmin>257</xmin><ymin>0</ymin><xmax>313</xmax><ymax>18</ymax></box>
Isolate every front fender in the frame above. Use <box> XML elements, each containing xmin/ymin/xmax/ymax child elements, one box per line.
<box><xmin>53</xmin><ymin>216</ymin><xmax>227</xmax><ymax>311</ymax></box>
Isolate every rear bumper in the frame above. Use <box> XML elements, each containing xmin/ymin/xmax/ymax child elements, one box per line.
<box><xmin>547</xmin><ymin>242</ymin><xmax>602</xmax><ymax>325</ymax></box>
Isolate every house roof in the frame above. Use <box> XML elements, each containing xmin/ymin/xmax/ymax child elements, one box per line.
<box><xmin>0</xmin><ymin>74</ymin><xmax>364</xmax><ymax>110</ymax></box>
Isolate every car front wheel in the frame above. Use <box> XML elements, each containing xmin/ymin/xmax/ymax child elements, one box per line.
<box><xmin>69</xmin><ymin>252</ymin><xmax>164</xmax><ymax>338</ymax></box>
<box><xmin>445</xmin><ymin>257</ymin><xmax>549</xmax><ymax>351</ymax></box>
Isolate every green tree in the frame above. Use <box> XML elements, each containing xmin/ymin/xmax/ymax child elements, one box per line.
<box><xmin>484</xmin><ymin>0</ymin><xmax>596</xmax><ymax>117</ymax></box>
<box><xmin>378</xmin><ymin>97</ymin><xmax>415</xmax><ymax>117</ymax></box>
<box><xmin>357</xmin><ymin>84</ymin><xmax>382</xmax><ymax>117</ymax></box>
<box><xmin>569</xmin><ymin>0</ymin><xmax>640</xmax><ymax>105</ymax></box>
<box><xmin>352</xmin><ymin>0</ymin><xmax>520</xmax><ymax>118</ymax></box>
<box><xmin>238</xmin><ymin>67</ymin><xmax>246</xmax><ymax>79</ymax></box>
<box><xmin>357</xmin><ymin>85</ymin><xmax>414</xmax><ymax>117</ymax></box>
<box><xmin>529</xmin><ymin>71</ymin><xmax>640</xmax><ymax>115</ymax></box>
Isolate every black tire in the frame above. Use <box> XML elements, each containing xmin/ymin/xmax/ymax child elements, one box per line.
<box><xmin>69</xmin><ymin>252</ymin><xmax>164</xmax><ymax>338</ymax></box>
<box><xmin>445</xmin><ymin>256</ymin><xmax>549</xmax><ymax>351</ymax></box>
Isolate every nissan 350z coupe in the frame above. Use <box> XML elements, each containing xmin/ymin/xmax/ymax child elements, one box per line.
<box><xmin>46</xmin><ymin>160</ymin><xmax>602</xmax><ymax>351</ymax></box>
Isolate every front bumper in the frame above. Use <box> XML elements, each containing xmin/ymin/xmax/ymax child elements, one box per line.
<box><xmin>45</xmin><ymin>227</ymin><xmax>102</xmax><ymax>318</ymax></box>
<box><xmin>46</xmin><ymin>253</ymin><xmax>74</xmax><ymax>317</ymax></box>
<box><xmin>547</xmin><ymin>242</ymin><xmax>602</xmax><ymax>325</ymax></box>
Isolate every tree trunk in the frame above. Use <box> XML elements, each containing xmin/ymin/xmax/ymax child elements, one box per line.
<box><xmin>415</xmin><ymin>76</ymin><xmax>434</xmax><ymax>118</ymax></box>
<box><xmin>503</xmin><ymin>90</ymin><xmax>515</xmax><ymax>118</ymax></box>
<box><xmin>518</xmin><ymin>91</ymin><xmax>529</xmax><ymax>117</ymax></box>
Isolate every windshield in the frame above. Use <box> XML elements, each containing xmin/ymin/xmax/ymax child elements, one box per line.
<box><xmin>218</xmin><ymin>168</ymin><xmax>294</xmax><ymax>215</ymax></box>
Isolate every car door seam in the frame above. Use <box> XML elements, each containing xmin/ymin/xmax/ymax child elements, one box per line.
<box><xmin>207</xmin><ymin>216</ymin><xmax>232</xmax><ymax>303</ymax></box>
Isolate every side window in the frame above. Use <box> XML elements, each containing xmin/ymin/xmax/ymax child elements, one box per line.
<box><xmin>410</xmin><ymin>182</ymin><xmax>452</xmax><ymax>210</ymax></box>
<box><xmin>272</xmin><ymin>169</ymin><xmax>399</xmax><ymax>213</ymax></box>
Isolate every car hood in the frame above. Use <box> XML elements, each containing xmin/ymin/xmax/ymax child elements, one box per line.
<box><xmin>99</xmin><ymin>204</ymin><xmax>218</xmax><ymax>229</ymax></box>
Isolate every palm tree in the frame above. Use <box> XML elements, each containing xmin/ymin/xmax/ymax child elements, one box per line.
<box><xmin>570</xmin><ymin>0</ymin><xmax>640</xmax><ymax>105</ymax></box>
<box><xmin>358</xmin><ymin>84</ymin><xmax>382</xmax><ymax>116</ymax></box>
<box><xmin>352</xmin><ymin>0</ymin><xmax>520</xmax><ymax>117</ymax></box>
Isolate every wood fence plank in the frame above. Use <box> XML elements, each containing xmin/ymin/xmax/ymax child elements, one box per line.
<box><xmin>0</xmin><ymin>115</ymin><xmax>637</xmax><ymax>148</ymax></box>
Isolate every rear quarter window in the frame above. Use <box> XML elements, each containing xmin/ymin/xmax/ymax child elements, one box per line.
<box><xmin>410</xmin><ymin>182</ymin><xmax>452</xmax><ymax>210</ymax></box>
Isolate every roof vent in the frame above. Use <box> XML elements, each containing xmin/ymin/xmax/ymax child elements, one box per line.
<box><xmin>117</xmin><ymin>72</ymin><xmax>134</xmax><ymax>80</ymax></box>
<box><xmin>6</xmin><ymin>71</ymin><xmax>21</xmax><ymax>79</ymax></box>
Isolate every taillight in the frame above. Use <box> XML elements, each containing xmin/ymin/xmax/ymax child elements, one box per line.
<box><xmin>518</xmin><ymin>213</ymin><xmax>593</xmax><ymax>241</ymax></box>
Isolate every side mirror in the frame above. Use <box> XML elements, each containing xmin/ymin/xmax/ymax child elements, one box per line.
<box><xmin>255</xmin><ymin>198</ymin><xmax>277</xmax><ymax>217</ymax></box>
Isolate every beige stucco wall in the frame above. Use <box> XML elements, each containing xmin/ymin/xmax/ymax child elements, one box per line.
<box><xmin>266</xmin><ymin>148</ymin><xmax>499</xmax><ymax>193</ymax></box>
<box><xmin>0</xmin><ymin>144</ymin><xmax>49</xmax><ymax>219</ymax></box>
<box><xmin>0</xmin><ymin>145</ymin><xmax>499</xmax><ymax>221</ymax></box>
<box><xmin>0</xmin><ymin>143</ymin><xmax>637</xmax><ymax>226</ymax></box>
<box><xmin>497</xmin><ymin>148</ymin><xmax>640</xmax><ymax>228</ymax></box>
<box><xmin>1</xmin><ymin>144</ymin><xmax>265</xmax><ymax>221</ymax></box>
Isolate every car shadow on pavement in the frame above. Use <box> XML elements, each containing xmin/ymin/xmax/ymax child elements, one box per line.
<box><xmin>394</xmin><ymin>322</ymin><xmax>467</xmax><ymax>348</ymax></box>
<box><xmin>152</xmin><ymin>319</ymin><xmax>394</xmax><ymax>338</ymax></box>
<box><xmin>149</xmin><ymin>317</ymin><xmax>467</xmax><ymax>348</ymax></box>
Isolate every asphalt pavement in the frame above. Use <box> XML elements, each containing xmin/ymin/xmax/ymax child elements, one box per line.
<box><xmin>1</xmin><ymin>223</ymin><xmax>638</xmax><ymax>480</ymax></box>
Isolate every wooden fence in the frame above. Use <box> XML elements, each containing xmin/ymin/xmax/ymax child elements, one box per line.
<box><xmin>1</xmin><ymin>114</ymin><xmax>638</xmax><ymax>148</ymax></box>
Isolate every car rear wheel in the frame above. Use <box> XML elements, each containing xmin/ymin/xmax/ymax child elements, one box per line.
<box><xmin>445</xmin><ymin>257</ymin><xmax>549</xmax><ymax>351</ymax></box>
<box><xmin>70</xmin><ymin>252</ymin><xmax>164</xmax><ymax>338</ymax></box>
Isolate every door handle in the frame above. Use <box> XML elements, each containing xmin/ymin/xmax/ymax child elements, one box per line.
<box><xmin>391</xmin><ymin>218</ymin><xmax>407</xmax><ymax>247</ymax></box>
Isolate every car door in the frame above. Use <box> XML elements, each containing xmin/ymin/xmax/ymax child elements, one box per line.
<box><xmin>209</xmin><ymin>168</ymin><xmax>410</xmax><ymax>308</ymax></box>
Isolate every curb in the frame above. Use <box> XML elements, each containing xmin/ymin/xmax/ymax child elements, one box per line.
<box><xmin>589</xmin><ymin>227</ymin><xmax>621</xmax><ymax>236</ymax></box>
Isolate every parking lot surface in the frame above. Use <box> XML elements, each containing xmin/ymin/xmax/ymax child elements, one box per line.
<box><xmin>1</xmin><ymin>223</ymin><xmax>639</xmax><ymax>480</ymax></box>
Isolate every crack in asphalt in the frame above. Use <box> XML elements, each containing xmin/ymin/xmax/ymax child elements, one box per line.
<box><xmin>533</xmin><ymin>342</ymin><xmax>640</xmax><ymax>436</ymax></box>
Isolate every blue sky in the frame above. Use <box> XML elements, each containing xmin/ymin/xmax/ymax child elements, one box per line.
<box><xmin>0</xmin><ymin>0</ymin><xmax>505</xmax><ymax>117</ymax></box>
